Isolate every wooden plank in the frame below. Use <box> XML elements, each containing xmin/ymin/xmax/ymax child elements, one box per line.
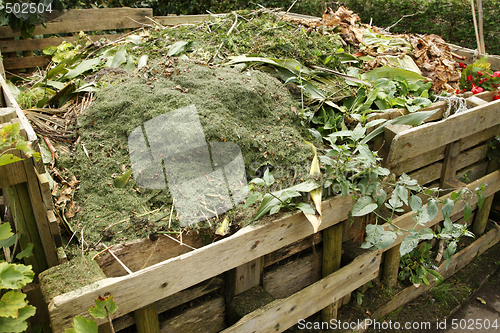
<box><xmin>24</xmin><ymin>159</ymin><xmax>58</xmax><ymax>268</ymax></box>
<box><xmin>113</xmin><ymin>277</ymin><xmax>223</xmax><ymax>332</ymax></box>
<box><xmin>263</xmin><ymin>250</ymin><xmax>322</xmax><ymax>299</ymax></box>
<box><xmin>2</xmin><ymin>55</ymin><xmax>51</xmax><ymax>71</ymax></box>
<box><xmin>6</xmin><ymin>184</ymin><xmax>47</xmax><ymax>274</ymax></box>
<box><xmin>472</xmin><ymin>161</ymin><xmax>499</xmax><ymax>235</ymax></box>
<box><xmin>48</xmin><ymin>194</ymin><xmax>353</xmax><ymax>332</ymax></box>
<box><xmin>159</xmin><ymin>296</ymin><xmax>226</xmax><ymax>333</ymax></box>
<box><xmin>0</xmin><ymin>34</ymin><xmax>127</xmax><ymax>54</ymax></box>
<box><xmin>264</xmin><ymin>234</ymin><xmax>321</xmax><ymax>267</ymax></box>
<box><xmin>37</xmin><ymin>172</ymin><xmax>53</xmax><ymax>210</ymax></box>
<box><xmin>467</xmin><ymin>95</ymin><xmax>489</xmax><ymax>108</ymax></box>
<box><xmin>47</xmin><ymin>210</ymin><xmax>62</xmax><ymax>248</ymax></box>
<box><xmin>440</xmin><ymin>140</ymin><xmax>462</xmax><ymax>187</ymax></box>
<box><xmin>233</xmin><ymin>258</ymin><xmax>264</xmax><ymax>296</ymax></box>
<box><xmin>221</xmin><ymin>251</ymin><xmax>381</xmax><ymax>333</ymax></box>
<box><xmin>0</xmin><ymin>107</ymin><xmax>16</xmax><ymax>123</ymax></box>
<box><xmin>134</xmin><ymin>303</ymin><xmax>159</xmax><ymax>333</ymax></box>
<box><xmin>368</xmin><ymin>226</ymin><xmax>500</xmax><ymax>324</ymax></box>
<box><xmin>153</xmin><ymin>14</ymin><xmax>212</xmax><ymax>26</ymax></box>
<box><xmin>389</xmin><ymin>146</ymin><xmax>445</xmax><ymax>176</ymax></box>
<box><xmin>0</xmin><ymin>8</ymin><xmax>154</xmax><ymax>38</ymax></box>
<box><xmin>0</xmin><ymin>155</ymin><xmax>27</xmax><ymax>188</ymax></box>
<box><xmin>387</xmin><ymin>100</ymin><xmax>500</xmax><ymax>167</ymax></box>
<box><xmin>456</xmin><ymin>159</ymin><xmax>489</xmax><ymax>184</ymax></box>
<box><xmin>321</xmin><ymin>223</ymin><xmax>343</xmax><ymax>321</ymax></box>
<box><xmin>96</xmin><ymin>233</ymin><xmax>204</xmax><ymax>277</ymax></box>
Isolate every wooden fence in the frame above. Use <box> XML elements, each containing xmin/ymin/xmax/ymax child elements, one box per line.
<box><xmin>1</xmin><ymin>8</ymin><xmax>500</xmax><ymax>333</ymax></box>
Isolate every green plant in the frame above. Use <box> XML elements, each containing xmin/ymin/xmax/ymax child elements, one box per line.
<box><xmin>0</xmin><ymin>223</ymin><xmax>36</xmax><ymax>333</ymax></box>
<box><xmin>0</xmin><ymin>122</ymin><xmax>40</xmax><ymax>166</ymax></box>
<box><xmin>399</xmin><ymin>242</ymin><xmax>443</xmax><ymax>287</ymax></box>
<box><xmin>65</xmin><ymin>294</ymin><xmax>117</xmax><ymax>333</ymax></box>
<box><xmin>458</xmin><ymin>57</ymin><xmax>500</xmax><ymax>94</ymax></box>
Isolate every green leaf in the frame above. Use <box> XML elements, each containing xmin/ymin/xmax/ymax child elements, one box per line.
<box><xmin>297</xmin><ymin>203</ymin><xmax>315</xmax><ymax>215</ymax></box>
<box><xmin>262</xmin><ymin>169</ymin><xmax>274</xmax><ymax>187</ymax></box>
<box><xmin>409</xmin><ymin>195</ymin><xmax>422</xmax><ymax>213</ymax></box>
<box><xmin>243</xmin><ymin>192</ymin><xmax>262</xmax><ymax>210</ymax></box>
<box><xmin>15</xmin><ymin>244</ymin><xmax>33</xmax><ymax>261</ymax></box>
<box><xmin>64</xmin><ymin>316</ymin><xmax>98</xmax><ymax>333</ymax></box>
<box><xmin>167</xmin><ymin>41</ymin><xmax>189</xmax><ymax>57</ymax></box>
<box><xmin>427</xmin><ymin>269</ymin><xmax>443</xmax><ymax>284</ymax></box>
<box><xmin>360</xmin><ymin>109</ymin><xmax>438</xmax><ymax>143</ymax></box>
<box><xmin>113</xmin><ymin>169</ymin><xmax>132</xmax><ymax>188</ymax></box>
<box><xmin>477</xmin><ymin>193</ymin><xmax>485</xmax><ymax>211</ymax></box>
<box><xmin>352</xmin><ymin>196</ymin><xmax>378</xmax><ymax>217</ymax></box>
<box><xmin>417</xmin><ymin>228</ymin><xmax>434</xmax><ymax>240</ymax></box>
<box><xmin>0</xmin><ymin>223</ymin><xmax>14</xmax><ymax>241</ymax></box>
<box><xmin>0</xmin><ymin>290</ymin><xmax>28</xmax><ymax>318</ymax></box>
<box><xmin>0</xmin><ymin>305</ymin><xmax>36</xmax><ymax>333</ymax></box>
<box><xmin>442</xmin><ymin>198</ymin><xmax>454</xmax><ymax>219</ymax></box>
<box><xmin>65</xmin><ymin>58</ymin><xmax>101</xmax><ymax>79</ymax></box>
<box><xmin>463</xmin><ymin>202</ymin><xmax>472</xmax><ymax>222</ymax></box>
<box><xmin>138</xmin><ymin>55</ymin><xmax>148</xmax><ymax>69</ymax></box>
<box><xmin>400</xmin><ymin>234</ymin><xmax>420</xmax><ymax>256</ymax></box>
<box><xmin>125</xmin><ymin>35</ymin><xmax>143</xmax><ymax>45</ymax></box>
<box><xmin>427</xmin><ymin>199</ymin><xmax>439</xmax><ymax>221</ymax></box>
<box><xmin>0</xmin><ymin>262</ymin><xmax>34</xmax><ymax>289</ymax></box>
<box><xmin>362</xmin><ymin>67</ymin><xmax>425</xmax><ymax>84</ymax></box>
<box><xmin>124</xmin><ymin>56</ymin><xmax>135</xmax><ymax>73</ymax></box>
<box><xmin>89</xmin><ymin>295</ymin><xmax>117</xmax><ymax>319</ymax></box>
<box><xmin>0</xmin><ymin>154</ymin><xmax>23</xmax><ymax>167</ymax></box>
<box><xmin>109</xmin><ymin>48</ymin><xmax>127</xmax><ymax>68</ymax></box>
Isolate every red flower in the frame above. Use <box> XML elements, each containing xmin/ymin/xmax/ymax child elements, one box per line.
<box><xmin>472</xmin><ymin>86</ymin><xmax>483</xmax><ymax>94</ymax></box>
<box><xmin>459</xmin><ymin>63</ymin><xmax>467</xmax><ymax>68</ymax></box>
<box><xmin>477</xmin><ymin>71</ymin><xmax>484</xmax><ymax>76</ymax></box>
<box><xmin>455</xmin><ymin>89</ymin><xmax>460</xmax><ymax>94</ymax></box>
<box><xmin>493</xmin><ymin>71</ymin><xmax>500</xmax><ymax>77</ymax></box>
<box><xmin>467</xmin><ymin>75</ymin><xmax>473</xmax><ymax>81</ymax></box>
<box><xmin>494</xmin><ymin>94</ymin><xmax>500</xmax><ymax>100</ymax></box>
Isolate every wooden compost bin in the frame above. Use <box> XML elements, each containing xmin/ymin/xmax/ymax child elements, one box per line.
<box><xmin>1</xmin><ymin>8</ymin><xmax>500</xmax><ymax>333</ymax></box>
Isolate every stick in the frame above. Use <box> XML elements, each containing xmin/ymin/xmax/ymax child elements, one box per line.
<box><xmin>227</xmin><ymin>12</ymin><xmax>238</xmax><ymax>36</ymax></box>
<box><xmin>477</xmin><ymin>0</ymin><xmax>485</xmax><ymax>54</ymax></box>
<box><xmin>108</xmin><ymin>248</ymin><xmax>133</xmax><ymax>274</ymax></box>
<box><xmin>161</xmin><ymin>233</ymin><xmax>198</xmax><ymax>250</ymax></box>
<box><xmin>91</xmin><ymin>244</ymin><xmax>114</xmax><ymax>260</ymax></box>
<box><xmin>470</xmin><ymin>0</ymin><xmax>482</xmax><ymax>55</ymax></box>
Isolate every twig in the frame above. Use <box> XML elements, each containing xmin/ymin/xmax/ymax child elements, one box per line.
<box><xmin>470</xmin><ymin>0</ymin><xmax>482</xmax><ymax>54</ymax></box>
<box><xmin>162</xmin><ymin>233</ymin><xmax>197</xmax><ymax>250</ymax></box>
<box><xmin>168</xmin><ymin>203</ymin><xmax>175</xmax><ymax>229</ymax></box>
<box><xmin>145</xmin><ymin>15</ymin><xmax>166</xmax><ymax>29</ymax></box>
<box><xmin>91</xmin><ymin>244</ymin><xmax>114</xmax><ymax>260</ymax></box>
<box><xmin>105</xmin><ymin>305</ymin><xmax>116</xmax><ymax>333</ymax></box>
<box><xmin>279</xmin><ymin>0</ymin><xmax>299</xmax><ymax>21</ymax></box>
<box><xmin>103</xmin><ymin>208</ymin><xmax>161</xmax><ymax>231</ymax></box>
<box><xmin>108</xmin><ymin>248</ymin><xmax>133</xmax><ymax>274</ymax></box>
<box><xmin>125</xmin><ymin>16</ymin><xmax>154</xmax><ymax>28</ymax></box>
<box><xmin>227</xmin><ymin>12</ymin><xmax>238</xmax><ymax>36</ymax></box>
<box><xmin>385</xmin><ymin>11</ymin><xmax>425</xmax><ymax>32</ymax></box>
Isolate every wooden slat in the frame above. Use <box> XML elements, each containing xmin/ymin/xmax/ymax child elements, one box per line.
<box><xmin>113</xmin><ymin>278</ymin><xmax>223</xmax><ymax>332</ymax></box>
<box><xmin>387</xmin><ymin>100</ymin><xmax>500</xmax><ymax>168</ymax></box>
<box><xmin>264</xmin><ymin>234</ymin><xmax>320</xmax><ymax>267</ymax></box>
<box><xmin>48</xmin><ymin>194</ymin><xmax>353</xmax><ymax>332</ymax></box>
<box><xmin>153</xmin><ymin>14</ymin><xmax>213</xmax><ymax>26</ymax></box>
<box><xmin>0</xmin><ymin>155</ymin><xmax>27</xmax><ymax>188</ymax></box>
<box><xmin>263</xmin><ymin>251</ymin><xmax>321</xmax><ymax>299</ymax></box>
<box><xmin>440</xmin><ymin>140</ymin><xmax>462</xmax><ymax>187</ymax></box>
<box><xmin>47</xmin><ymin>210</ymin><xmax>62</xmax><ymax>248</ymax></box>
<box><xmin>2</xmin><ymin>55</ymin><xmax>51</xmax><ymax>71</ymax></box>
<box><xmin>221</xmin><ymin>251</ymin><xmax>381</xmax><ymax>333</ymax></box>
<box><xmin>233</xmin><ymin>258</ymin><xmax>264</xmax><ymax>296</ymax></box>
<box><xmin>0</xmin><ymin>34</ymin><xmax>127</xmax><ymax>54</ymax></box>
<box><xmin>0</xmin><ymin>8</ymin><xmax>154</xmax><ymax>38</ymax></box>
<box><xmin>37</xmin><ymin>172</ymin><xmax>53</xmax><ymax>210</ymax></box>
<box><xmin>0</xmin><ymin>107</ymin><xmax>16</xmax><ymax>123</ymax></box>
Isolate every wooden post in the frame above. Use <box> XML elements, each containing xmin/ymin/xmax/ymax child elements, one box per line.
<box><xmin>440</xmin><ymin>140</ymin><xmax>462</xmax><ymax>189</ymax></box>
<box><xmin>226</xmin><ymin>257</ymin><xmax>264</xmax><ymax>303</ymax></box>
<box><xmin>472</xmin><ymin>158</ymin><xmax>499</xmax><ymax>235</ymax></box>
<box><xmin>134</xmin><ymin>303</ymin><xmax>160</xmax><ymax>333</ymax></box>
<box><xmin>321</xmin><ymin>223</ymin><xmax>343</xmax><ymax>322</ymax></box>
<box><xmin>382</xmin><ymin>244</ymin><xmax>401</xmax><ymax>289</ymax></box>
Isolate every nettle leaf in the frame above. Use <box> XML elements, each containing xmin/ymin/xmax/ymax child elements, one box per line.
<box><xmin>352</xmin><ymin>196</ymin><xmax>378</xmax><ymax>217</ymax></box>
<box><xmin>0</xmin><ymin>263</ymin><xmax>34</xmax><ymax>290</ymax></box>
<box><xmin>0</xmin><ymin>305</ymin><xmax>36</xmax><ymax>333</ymax></box>
<box><xmin>0</xmin><ymin>155</ymin><xmax>23</xmax><ymax>167</ymax></box>
<box><xmin>427</xmin><ymin>199</ymin><xmax>439</xmax><ymax>221</ymax></box>
<box><xmin>0</xmin><ymin>290</ymin><xmax>28</xmax><ymax>318</ymax></box>
<box><xmin>409</xmin><ymin>195</ymin><xmax>422</xmax><ymax>213</ymax></box>
<box><xmin>64</xmin><ymin>316</ymin><xmax>98</xmax><ymax>333</ymax></box>
<box><xmin>89</xmin><ymin>295</ymin><xmax>118</xmax><ymax>319</ymax></box>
